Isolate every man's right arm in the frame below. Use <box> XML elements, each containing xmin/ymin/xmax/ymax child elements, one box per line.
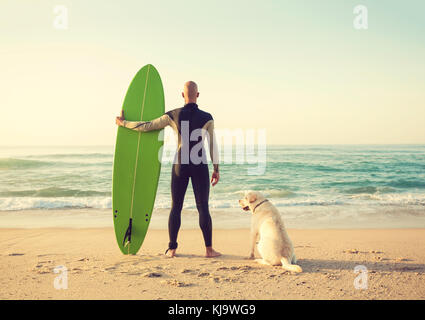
<box><xmin>121</xmin><ymin>114</ymin><xmax>172</xmax><ymax>132</ymax></box>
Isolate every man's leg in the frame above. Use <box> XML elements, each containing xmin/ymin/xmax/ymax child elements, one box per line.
<box><xmin>191</xmin><ymin>164</ymin><xmax>221</xmax><ymax>257</ymax></box>
<box><xmin>167</xmin><ymin>165</ymin><xmax>189</xmax><ymax>257</ymax></box>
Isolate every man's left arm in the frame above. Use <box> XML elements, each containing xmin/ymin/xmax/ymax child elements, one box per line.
<box><xmin>206</xmin><ymin>120</ymin><xmax>220</xmax><ymax>186</ymax></box>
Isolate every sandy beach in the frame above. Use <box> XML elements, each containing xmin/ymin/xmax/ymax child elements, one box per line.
<box><xmin>1</xmin><ymin>227</ymin><xmax>424</xmax><ymax>300</ymax></box>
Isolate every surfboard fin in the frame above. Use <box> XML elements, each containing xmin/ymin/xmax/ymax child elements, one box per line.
<box><xmin>123</xmin><ymin>218</ymin><xmax>133</xmax><ymax>247</ymax></box>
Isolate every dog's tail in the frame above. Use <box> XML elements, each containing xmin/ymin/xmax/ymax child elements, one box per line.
<box><xmin>281</xmin><ymin>257</ymin><xmax>302</xmax><ymax>273</ymax></box>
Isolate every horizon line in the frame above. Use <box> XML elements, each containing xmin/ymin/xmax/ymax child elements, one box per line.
<box><xmin>1</xmin><ymin>143</ymin><xmax>425</xmax><ymax>148</ymax></box>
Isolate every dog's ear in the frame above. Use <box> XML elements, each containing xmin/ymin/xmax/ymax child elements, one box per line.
<box><xmin>247</xmin><ymin>192</ymin><xmax>257</xmax><ymax>203</ymax></box>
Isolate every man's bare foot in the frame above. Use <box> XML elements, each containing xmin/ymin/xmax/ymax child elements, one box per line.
<box><xmin>205</xmin><ymin>247</ymin><xmax>221</xmax><ymax>258</ymax></box>
<box><xmin>165</xmin><ymin>249</ymin><xmax>176</xmax><ymax>258</ymax></box>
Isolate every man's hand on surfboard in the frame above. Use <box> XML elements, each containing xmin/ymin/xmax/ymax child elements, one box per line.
<box><xmin>116</xmin><ymin>110</ymin><xmax>125</xmax><ymax>126</ymax></box>
<box><xmin>211</xmin><ymin>171</ymin><xmax>219</xmax><ymax>187</ymax></box>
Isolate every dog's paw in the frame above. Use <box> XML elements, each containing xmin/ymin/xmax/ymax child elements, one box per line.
<box><xmin>246</xmin><ymin>254</ymin><xmax>255</xmax><ymax>260</ymax></box>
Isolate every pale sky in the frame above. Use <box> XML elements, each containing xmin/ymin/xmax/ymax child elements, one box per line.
<box><xmin>1</xmin><ymin>0</ymin><xmax>424</xmax><ymax>146</ymax></box>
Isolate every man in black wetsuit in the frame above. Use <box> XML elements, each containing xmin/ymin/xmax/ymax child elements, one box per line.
<box><xmin>116</xmin><ymin>81</ymin><xmax>221</xmax><ymax>258</ymax></box>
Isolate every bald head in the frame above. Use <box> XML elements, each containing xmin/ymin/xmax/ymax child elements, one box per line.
<box><xmin>182</xmin><ymin>81</ymin><xmax>199</xmax><ymax>103</ymax></box>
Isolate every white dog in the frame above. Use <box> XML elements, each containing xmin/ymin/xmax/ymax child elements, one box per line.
<box><xmin>239</xmin><ymin>191</ymin><xmax>302</xmax><ymax>273</ymax></box>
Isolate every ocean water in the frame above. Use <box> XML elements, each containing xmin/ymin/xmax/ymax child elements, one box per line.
<box><xmin>1</xmin><ymin>145</ymin><xmax>425</xmax><ymax>229</ymax></box>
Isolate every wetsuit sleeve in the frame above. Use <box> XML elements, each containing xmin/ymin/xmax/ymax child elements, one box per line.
<box><xmin>206</xmin><ymin>120</ymin><xmax>219</xmax><ymax>172</ymax></box>
<box><xmin>122</xmin><ymin>114</ymin><xmax>171</xmax><ymax>132</ymax></box>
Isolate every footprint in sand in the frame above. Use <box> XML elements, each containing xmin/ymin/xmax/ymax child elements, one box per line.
<box><xmin>396</xmin><ymin>257</ymin><xmax>412</xmax><ymax>262</ymax></box>
<box><xmin>326</xmin><ymin>274</ymin><xmax>339</xmax><ymax>280</ymax></box>
<box><xmin>375</xmin><ymin>256</ymin><xmax>390</xmax><ymax>261</ymax></box>
<box><xmin>77</xmin><ymin>258</ymin><xmax>89</xmax><ymax>262</ymax></box>
<box><xmin>180</xmin><ymin>269</ymin><xmax>194</xmax><ymax>274</ymax></box>
<box><xmin>231</xmin><ymin>265</ymin><xmax>253</xmax><ymax>271</ymax></box>
<box><xmin>343</xmin><ymin>249</ymin><xmax>359</xmax><ymax>254</ymax></box>
<box><xmin>216</xmin><ymin>266</ymin><xmax>229</xmax><ymax>271</ymax></box>
<box><xmin>143</xmin><ymin>272</ymin><xmax>163</xmax><ymax>278</ymax></box>
<box><xmin>71</xmin><ymin>267</ymin><xmax>83</xmax><ymax>274</ymax></box>
<box><xmin>102</xmin><ymin>266</ymin><xmax>117</xmax><ymax>272</ymax></box>
<box><xmin>32</xmin><ymin>260</ymin><xmax>55</xmax><ymax>274</ymax></box>
<box><xmin>161</xmin><ymin>279</ymin><xmax>191</xmax><ymax>287</ymax></box>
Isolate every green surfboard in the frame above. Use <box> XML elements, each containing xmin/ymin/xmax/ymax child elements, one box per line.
<box><xmin>112</xmin><ymin>64</ymin><xmax>165</xmax><ymax>255</ymax></box>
